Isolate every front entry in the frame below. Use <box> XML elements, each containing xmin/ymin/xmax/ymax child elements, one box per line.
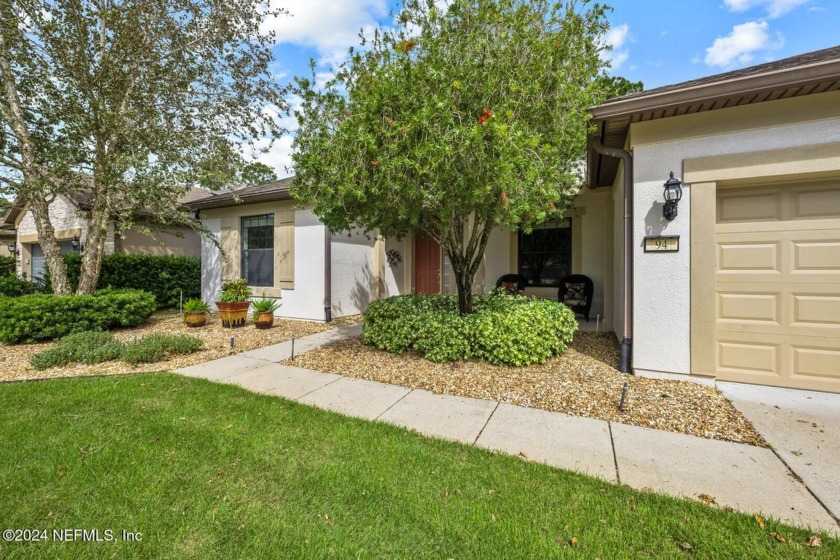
<box><xmin>414</xmin><ymin>232</ymin><xmax>440</xmax><ymax>294</ymax></box>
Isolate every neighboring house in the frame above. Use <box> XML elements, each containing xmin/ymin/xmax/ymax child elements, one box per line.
<box><xmin>588</xmin><ymin>45</ymin><xmax>840</xmax><ymax>393</ymax></box>
<box><xmin>0</xmin><ymin>188</ymin><xmax>206</xmax><ymax>280</ymax></box>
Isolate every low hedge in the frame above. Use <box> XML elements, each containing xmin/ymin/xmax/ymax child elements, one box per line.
<box><xmin>57</xmin><ymin>253</ymin><xmax>200</xmax><ymax>308</ymax></box>
<box><xmin>0</xmin><ymin>288</ymin><xmax>156</xmax><ymax>344</ymax></box>
<box><xmin>0</xmin><ymin>274</ymin><xmax>41</xmax><ymax>297</ymax></box>
<box><xmin>362</xmin><ymin>292</ymin><xmax>578</xmax><ymax>366</ymax></box>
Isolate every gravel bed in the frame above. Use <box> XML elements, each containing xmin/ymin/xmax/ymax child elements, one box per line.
<box><xmin>285</xmin><ymin>332</ymin><xmax>766</xmax><ymax>446</ymax></box>
<box><xmin>0</xmin><ymin>312</ymin><xmax>361</xmax><ymax>382</ymax></box>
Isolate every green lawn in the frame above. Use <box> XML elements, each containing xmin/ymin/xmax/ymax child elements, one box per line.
<box><xmin>0</xmin><ymin>374</ymin><xmax>835</xmax><ymax>559</ymax></box>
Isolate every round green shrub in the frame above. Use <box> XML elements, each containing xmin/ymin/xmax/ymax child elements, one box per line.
<box><xmin>362</xmin><ymin>293</ymin><xmax>578</xmax><ymax>366</ymax></box>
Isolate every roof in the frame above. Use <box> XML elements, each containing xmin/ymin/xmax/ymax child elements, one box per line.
<box><xmin>0</xmin><ymin>185</ymin><xmax>214</xmax><ymax>230</ymax></box>
<box><xmin>588</xmin><ymin>45</ymin><xmax>840</xmax><ymax>188</ymax></box>
<box><xmin>187</xmin><ymin>177</ymin><xmax>294</xmax><ymax>210</ymax></box>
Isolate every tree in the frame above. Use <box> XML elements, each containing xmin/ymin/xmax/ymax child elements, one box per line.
<box><xmin>291</xmin><ymin>0</ymin><xmax>617</xmax><ymax>314</ymax></box>
<box><xmin>0</xmin><ymin>0</ymin><xmax>286</xmax><ymax>295</ymax></box>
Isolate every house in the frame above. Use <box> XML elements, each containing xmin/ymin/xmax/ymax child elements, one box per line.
<box><xmin>1</xmin><ymin>188</ymin><xmax>205</xmax><ymax>280</ymax></box>
<box><xmin>587</xmin><ymin>45</ymin><xmax>840</xmax><ymax>393</ymax></box>
<box><xmin>194</xmin><ymin>46</ymin><xmax>839</xmax><ymax>394</ymax></box>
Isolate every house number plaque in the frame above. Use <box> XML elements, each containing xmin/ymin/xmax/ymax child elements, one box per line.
<box><xmin>644</xmin><ymin>236</ymin><xmax>679</xmax><ymax>253</ymax></box>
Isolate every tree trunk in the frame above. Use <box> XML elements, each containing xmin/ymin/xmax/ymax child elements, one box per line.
<box><xmin>76</xmin><ymin>204</ymin><xmax>110</xmax><ymax>295</ymax></box>
<box><xmin>443</xmin><ymin>214</ymin><xmax>496</xmax><ymax>315</ymax></box>
<box><xmin>28</xmin><ymin>196</ymin><xmax>72</xmax><ymax>296</ymax></box>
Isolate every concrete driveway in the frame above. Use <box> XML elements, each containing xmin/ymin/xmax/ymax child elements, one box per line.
<box><xmin>719</xmin><ymin>382</ymin><xmax>840</xmax><ymax>526</ymax></box>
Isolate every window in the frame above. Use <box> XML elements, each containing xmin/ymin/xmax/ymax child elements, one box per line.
<box><xmin>241</xmin><ymin>214</ymin><xmax>274</xmax><ymax>287</ymax></box>
<box><xmin>518</xmin><ymin>218</ymin><xmax>572</xmax><ymax>287</ymax></box>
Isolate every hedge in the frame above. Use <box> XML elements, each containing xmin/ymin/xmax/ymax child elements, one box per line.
<box><xmin>57</xmin><ymin>253</ymin><xmax>200</xmax><ymax>308</ymax></box>
<box><xmin>0</xmin><ymin>288</ymin><xmax>156</xmax><ymax>344</ymax></box>
<box><xmin>362</xmin><ymin>292</ymin><xmax>578</xmax><ymax>366</ymax></box>
<box><xmin>0</xmin><ymin>255</ymin><xmax>15</xmax><ymax>277</ymax></box>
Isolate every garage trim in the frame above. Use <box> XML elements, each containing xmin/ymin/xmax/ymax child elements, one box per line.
<box><xmin>688</xmin><ymin>144</ymin><xmax>840</xmax><ymax>390</ymax></box>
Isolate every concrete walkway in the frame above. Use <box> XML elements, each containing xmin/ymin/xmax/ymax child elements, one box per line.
<box><xmin>176</xmin><ymin>325</ymin><xmax>839</xmax><ymax>536</ymax></box>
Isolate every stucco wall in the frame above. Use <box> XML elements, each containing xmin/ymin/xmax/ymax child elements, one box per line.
<box><xmin>200</xmin><ymin>218</ymin><xmax>222</xmax><ymax>309</ymax></box>
<box><xmin>118</xmin><ymin>225</ymin><xmax>201</xmax><ymax>257</ymax></box>
<box><xmin>330</xmin><ymin>228</ymin><xmax>376</xmax><ymax>318</ymax></box>
<box><xmin>383</xmin><ymin>237</ymin><xmax>406</xmax><ymax>296</ymax></box>
<box><xmin>629</xmin><ymin>91</ymin><xmax>840</xmax><ymax>376</ymax></box>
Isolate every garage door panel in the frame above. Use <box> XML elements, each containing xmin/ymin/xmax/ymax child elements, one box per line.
<box><xmin>712</xmin><ymin>179</ymin><xmax>840</xmax><ymax>392</ymax></box>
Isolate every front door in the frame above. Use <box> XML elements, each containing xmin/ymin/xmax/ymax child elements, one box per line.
<box><xmin>414</xmin><ymin>232</ymin><xmax>440</xmax><ymax>294</ymax></box>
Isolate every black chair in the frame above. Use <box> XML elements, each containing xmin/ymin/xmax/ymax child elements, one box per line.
<box><xmin>559</xmin><ymin>274</ymin><xmax>594</xmax><ymax>321</ymax></box>
<box><xmin>495</xmin><ymin>274</ymin><xmax>528</xmax><ymax>294</ymax></box>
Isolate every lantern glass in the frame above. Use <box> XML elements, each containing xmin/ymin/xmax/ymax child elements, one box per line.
<box><xmin>663</xmin><ymin>172</ymin><xmax>682</xmax><ymax>202</ymax></box>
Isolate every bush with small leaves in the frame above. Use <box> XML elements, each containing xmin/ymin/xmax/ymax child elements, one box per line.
<box><xmin>30</xmin><ymin>331</ymin><xmax>125</xmax><ymax>370</ymax></box>
<box><xmin>120</xmin><ymin>334</ymin><xmax>203</xmax><ymax>365</ymax></box>
<box><xmin>363</xmin><ymin>292</ymin><xmax>577</xmax><ymax>366</ymax></box>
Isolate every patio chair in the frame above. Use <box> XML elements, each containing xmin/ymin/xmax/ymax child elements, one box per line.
<box><xmin>559</xmin><ymin>274</ymin><xmax>594</xmax><ymax>321</ymax></box>
<box><xmin>495</xmin><ymin>274</ymin><xmax>528</xmax><ymax>295</ymax></box>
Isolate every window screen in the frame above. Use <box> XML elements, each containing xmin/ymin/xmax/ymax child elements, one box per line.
<box><xmin>241</xmin><ymin>214</ymin><xmax>274</xmax><ymax>287</ymax></box>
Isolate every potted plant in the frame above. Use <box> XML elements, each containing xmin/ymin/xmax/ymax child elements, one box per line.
<box><xmin>183</xmin><ymin>298</ymin><xmax>210</xmax><ymax>327</ymax></box>
<box><xmin>215</xmin><ymin>279</ymin><xmax>252</xmax><ymax>328</ymax></box>
<box><xmin>251</xmin><ymin>298</ymin><xmax>281</xmax><ymax>329</ymax></box>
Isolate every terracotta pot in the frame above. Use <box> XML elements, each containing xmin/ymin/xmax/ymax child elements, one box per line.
<box><xmin>184</xmin><ymin>311</ymin><xmax>207</xmax><ymax>328</ymax></box>
<box><xmin>216</xmin><ymin>301</ymin><xmax>251</xmax><ymax>328</ymax></box>
<box><xmin>254</xmin><ymin>311</ymin><xmax>274</xmax><ymax>330</ymax></box>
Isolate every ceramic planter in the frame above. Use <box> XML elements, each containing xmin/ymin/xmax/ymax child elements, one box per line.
<box><xmin>216</xmin><ymin>301</ymin><xmax>250</xmax><ymax>328</ymax></box>
<box><xmin>184</xmin><ymin>311</ymin><xmax>207</xmax><ymax>328</ymax></box>
<box><xmin>254</xmin><ymin>311</ymin><xmax>274</xmax><ymax>330</ymax></box>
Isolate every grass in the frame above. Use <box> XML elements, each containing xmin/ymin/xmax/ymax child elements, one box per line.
<box><xmin>0</xmin><ymin>374</ymin><xmax>835</xmax><ymax>559</ymax></box>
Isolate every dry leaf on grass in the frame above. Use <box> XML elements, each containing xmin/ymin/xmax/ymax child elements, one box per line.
<box><xmin>770</xmin><ymin>531</ymin><xmax>786</xmax><ymax>543</ymax></box>
<box><xmin>755</xmin><ymin>514</ymin><xmax>765</xmax><ymax>530</ymax></box>
<box><xmin>807</xmin><ymin>535</ymin><xmax>822</xmax><ymax>547</ymax></box>
<box><xmin>679</xmin><ymin>541</ymin><xmax>693</xmax><ymax>550</ymax></box>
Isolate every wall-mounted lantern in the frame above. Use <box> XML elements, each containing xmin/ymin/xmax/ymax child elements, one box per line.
<box><xmin>663</xmin><ymin>171</ymin><xmax>682</xmax><ymax>221</ymax></box>
<box><xmin>7</xmin><ymin>241</ymin><xmax>18</xmax><ymax>255</ymax></box>
<box><xmin>71</xmin><ymin>235</ymin><xmax>80</xmax><ymax>250</ymax></box>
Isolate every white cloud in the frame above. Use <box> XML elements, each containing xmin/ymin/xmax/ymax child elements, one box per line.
<box><xmin>262</xmin><ymin>0</ymin><xmax>388</xmax><ymax>66</ymax></box>
<box><xmin>704</xmin><ymin>20</ymin><xmax>782</xmax><ymax>67</ymax></box>
<box><xmin>723</xmin><ymin>0</ymin><xmax>810</xmax><ymax>18</ymax></box>
<box><xmin>602</xmin><ymin>23</ymin><xmax>630</xmax><ymax>70</ymax></box>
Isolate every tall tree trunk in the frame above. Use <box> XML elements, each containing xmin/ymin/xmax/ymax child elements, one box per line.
<box><xmin>29</xmin><ymin>196</ymin><xmax>72</xmax><ymax>296</ymax></box>
<box><xmin>76</xmin><ymin>204</ymin><xmax>110</xmax><ymax>295</ymax></box>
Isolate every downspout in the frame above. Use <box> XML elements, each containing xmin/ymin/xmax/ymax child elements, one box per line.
<box><xmin>591</xmin><ymin>133</ymin><xmax>633</xmax><ymax>373</ymax></box>
<box><xmin>324</xmin><ymin>226</ymin><xmax>332</xmax><ymax>322</ymax></box>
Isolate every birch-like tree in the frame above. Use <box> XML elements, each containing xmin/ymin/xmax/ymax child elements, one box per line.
<box><xmin>292</xmin><ymin>0</ymin><xmax>621</xmax><ymax>314</ymax></box>
<box><xmin>0</xmin><ymin>0</ymin><xmax>286</xmax><ymax>295</ymax></box>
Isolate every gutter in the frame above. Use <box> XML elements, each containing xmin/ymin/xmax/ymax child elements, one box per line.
<box><xmin>590</xmin><ymin>132</ymin><xmax>633</xmax><ymax>374</ymax></box>
<box><xmin>324</xmin><ymin>226</ymin><xmax>332</xmax><ymax>322</ymax></box>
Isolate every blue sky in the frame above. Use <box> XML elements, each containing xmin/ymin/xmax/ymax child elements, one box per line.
<box><xmin>258</xmin><ymin>0</ymin><xmax>840</xmax><ymax>176</ymax></box>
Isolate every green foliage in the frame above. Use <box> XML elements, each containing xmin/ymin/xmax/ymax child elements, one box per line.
<box><xmin>57</xmin><ymin>253</ymin><xmax>200</xmax><ymax>308</ymax></box>
<box><xmin>250</xmin><ymin>297</ymin><xmax>280</xmax><ymax>320</ymax></box>
<box><xmin>30</xmin><ymin>331</ymin><xmax>201</xmax><ymax>370</ymax></box>
<box><xmin>120</xmin><ymin>334</ymin><xmax>204</xmax><ymax>365</ymax></box>
<box><xmin>30</xmin><ymin>332</ymin><xmax>123</xmax><ymax>370</ymax></box>
<box><xmin>0</xmin><ymin>1</ymin><xmax>285</xmax><ymax>295</ymax></box>
<box><xmin>0</xmin><ymin>289</ymin><xmax>156</xmax><ymax>344</ymax></box>
<box><xmin>0</xmin><ymin>255</ymin><xmax>15</xmax><ymax>277</ymax></box>
<box><xmin>291</xmin><ymin>0</ymin><xmax>622</xmax><ymax>313</ymax></box>
<box><xmin>183</xmin><ymin>298</ymin><xmax>210</xmax><ymax>313</ymax></box>
<box><xmin>0</xmin><ymin>274</ymin><xmax>40</xmax><ymax>297</ymax></box>
<box><xmin>219</xmin><ymin>278</ymin><xmax>252</xmax><ymax>303</ymax></box>
<box><xmin>363</xmin><ymin>293</ymin><xmax>578</xmax><ymax>366</ymax></box>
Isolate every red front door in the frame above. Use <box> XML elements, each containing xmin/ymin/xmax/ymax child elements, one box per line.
<box><xmin>414</xmin><ymin>232</ymin><xmax>441</xmax><ymax>294</ymax></box>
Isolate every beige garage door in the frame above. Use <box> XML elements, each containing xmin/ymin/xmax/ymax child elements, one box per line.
<box><xmin>714</xmin><ymin>179</ymin><xmax>840</xmax><ymax>392</ymax></box>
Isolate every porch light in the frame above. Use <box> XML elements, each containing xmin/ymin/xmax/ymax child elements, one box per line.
<box><xmin>71</xmin><ymin>235</ymin><xmax>80</xmax><ymax>250</ymax></box>
<box><xmin>663</xmin><ymin>171</ymin><xmax>682</xmax><ymax>221</ymax></box>
<box><xmin>7</xmin><ymin>241</ymin><xmax>17</xmax><ymax>255</ymax></box>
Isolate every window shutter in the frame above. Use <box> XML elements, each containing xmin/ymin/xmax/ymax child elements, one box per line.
<box><xmin>276</xmin><ymin>209</ymin><xmax>295</xmax><ymax>289</ymax></box>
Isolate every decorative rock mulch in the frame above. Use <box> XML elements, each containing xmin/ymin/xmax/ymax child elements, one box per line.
<box><xmin>0</xmin><ymin>312</ymin><xmax>360</xmax><ymax>382</ymax></box>
<box><xmin>285</xmin><ymin>332</ymin><xmax>766</xmax><ymax>446</ymax></box>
